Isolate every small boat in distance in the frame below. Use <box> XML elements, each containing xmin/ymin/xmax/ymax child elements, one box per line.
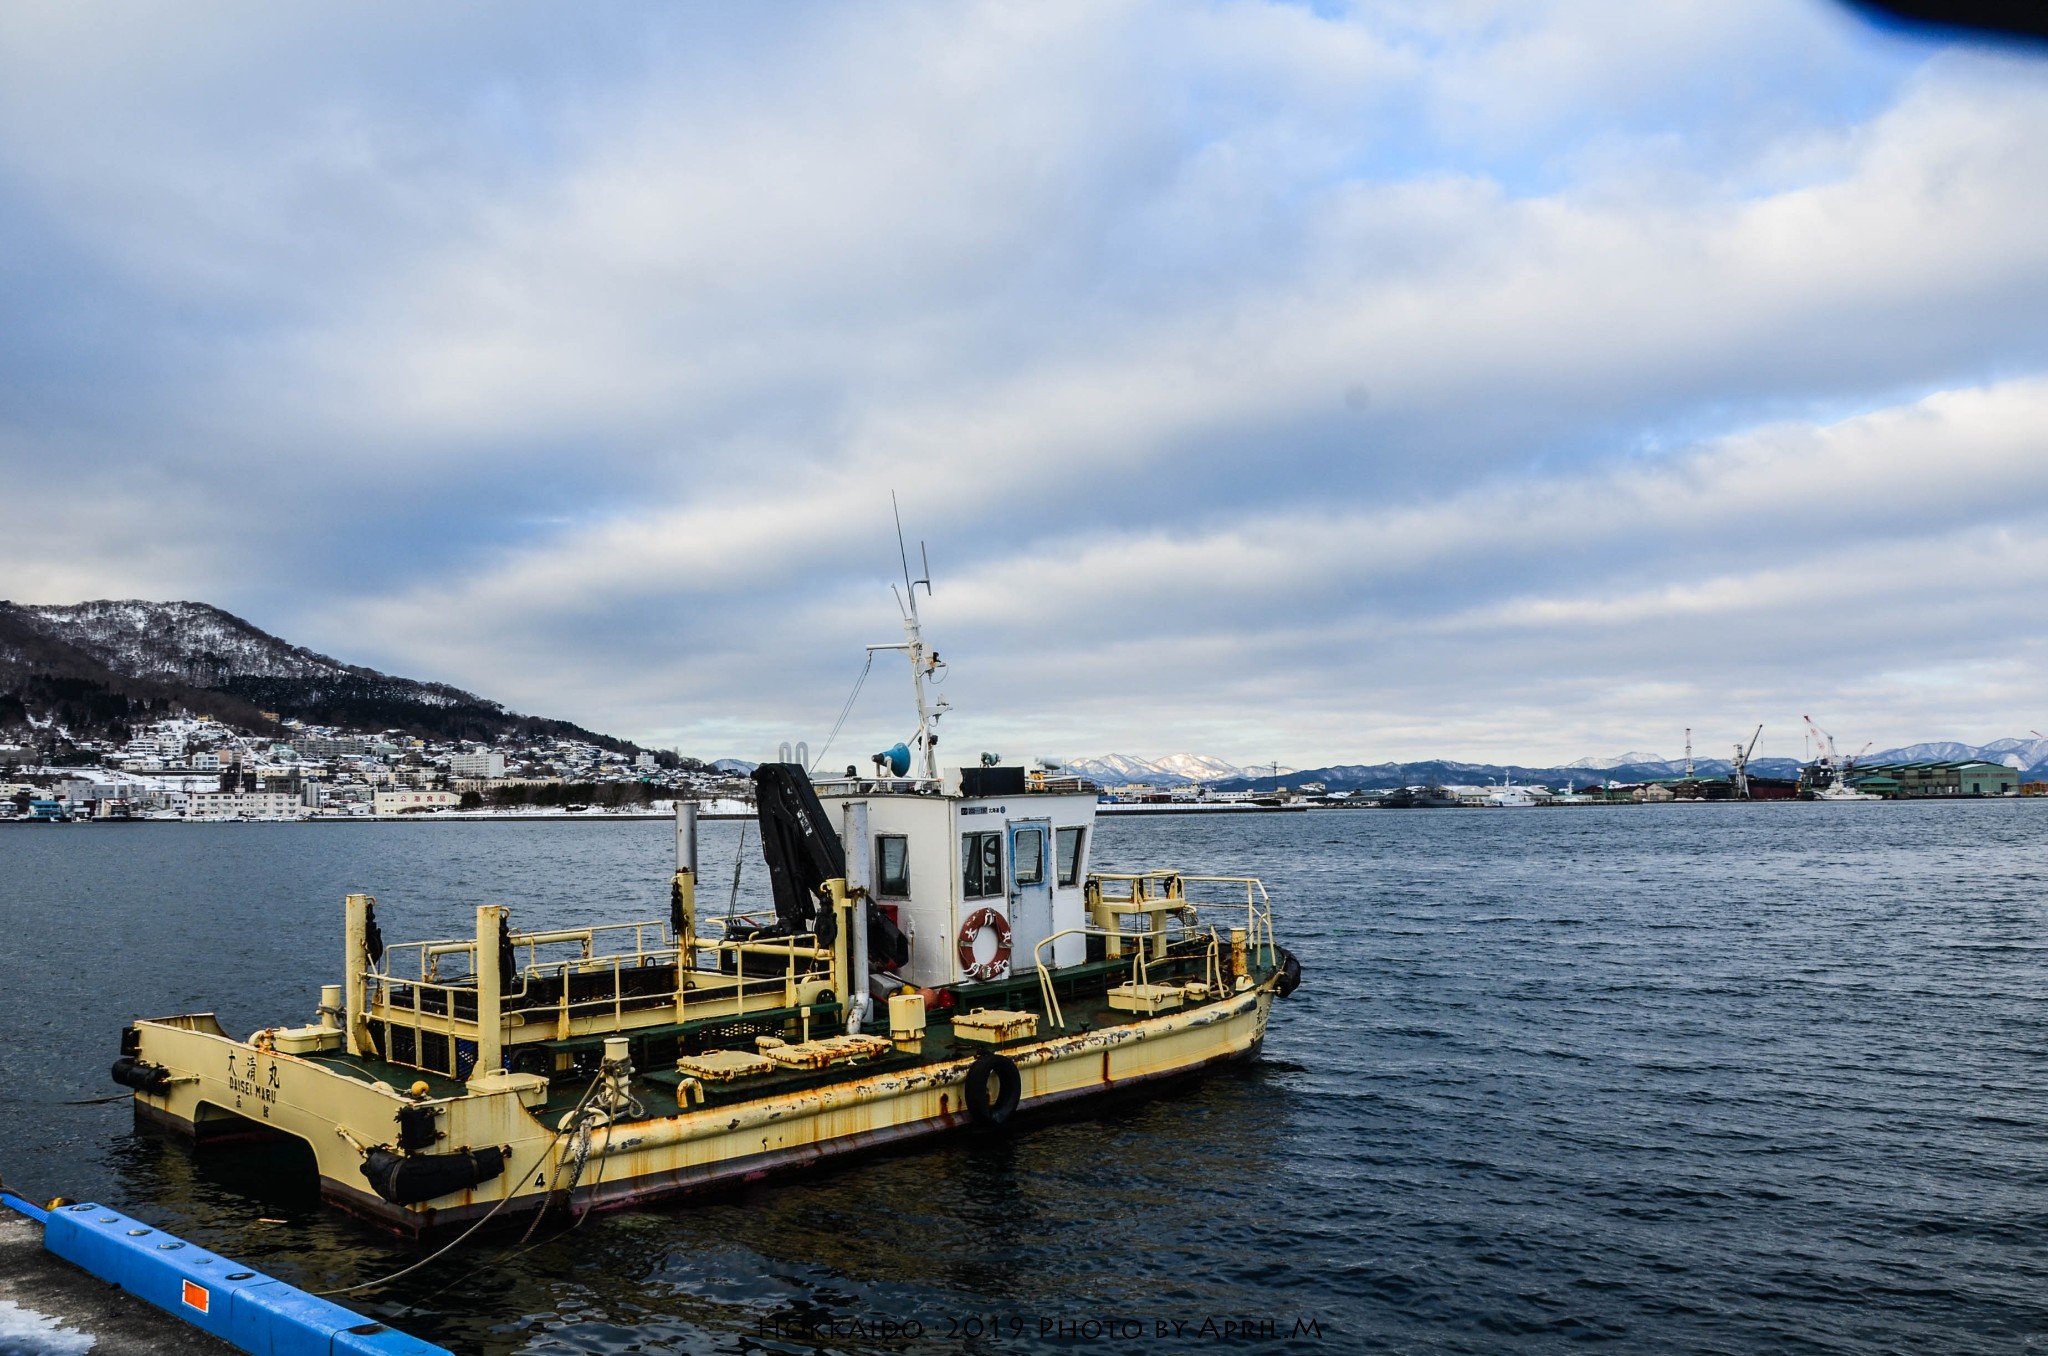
<box><xmin>113</xmin><ymin>557</ymin><xmax>1304</xmax><ymax>1233</ymax></box>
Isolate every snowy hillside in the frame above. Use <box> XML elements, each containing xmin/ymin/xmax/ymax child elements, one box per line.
<box><xmin>1866</xmin><ymin>738</ymin><xmax>2048</xmax><ymax>769</ymax></box>
<box><xmin>1061</xmin><ymin>753</ymin><xmax>1293</xmax><ymax>787</ymax></box>
<box><xmin>0</xmin><ymin>599</ymin><xmax>634</xmax><ymax>751</ymax></box>
<box><xmin>24</xmin><ymin>600</ymin><xmax>358</xmax><ymax>685</ymax></box>
<box><xmin>1567</xmin><ymin>751</ymin><xmax>1672</xmax><ymax>769</ymax></box>
<box><xmin>18</xmin><ymin>600</ymin><xmax>472</xmax><ymax>706</ymax></box>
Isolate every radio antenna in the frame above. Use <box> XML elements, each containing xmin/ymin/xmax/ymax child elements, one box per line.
<box><xmin>889</xmin><ymin>491</ymin><xmax>933</xmax><ymax>605</ymax></box>
<box><xmin>891</xmin><ymin>491</ymin><xmax>915</xmax><ymax>602</ymax></box>
<box><xmin>873</xmin><ymin>493</ymin><xmax>942</xmax><ymax>779</ymax></box>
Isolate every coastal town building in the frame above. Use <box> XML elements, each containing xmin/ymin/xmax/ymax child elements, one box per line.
<box><xmin>374</xmin><ymin>790</ymin><xmax>461</xmax><ymax>816</ymax></box>
<box><xmin>448</xmin><ymin>750</ymin><xmax>507</xmax><ymax>778</ymax></box>
<box><xmin>187</xmin><ymin>790</ymin><xmax>302</xmax><ymax>821</ymax></box>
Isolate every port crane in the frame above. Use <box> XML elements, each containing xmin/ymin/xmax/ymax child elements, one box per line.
<box><xmin>1801</xmin><ymin>715</ymin><xmax>1870</xmax><ymax>792</ymax></box>
<box><xmin>1731</xmin><ymin>724</ymin><xmax>1762</xmax><ymax>799</ymax></box>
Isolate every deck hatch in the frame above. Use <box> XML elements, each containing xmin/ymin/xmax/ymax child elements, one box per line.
<box><xmin>951</xmin><ymin>1009</ymin><xmax>1039</xmax><ymax>1043</ymax></box>
<box><xmin>759</xmin><ymin>1035</ymin><xmax>893</xmax><ymax>1070</ymax></box>
<box><xmin>674</xmin><ymin>1049</ymin><xmax>776</xmax><ymax>1082</ymax></box>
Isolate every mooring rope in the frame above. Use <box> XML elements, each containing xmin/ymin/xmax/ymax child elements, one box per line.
<box><xmin>725</xmin><ymin>819</ymin><xmax>751</xmax><ymax>929</ymax></box>
<box><xmin>315</xmin><ymin>1071</ymin><xmax>605</xmax><ymax>1298</ymax></box>
<box><xmin>808</xmin><ymin>651</ymin><xmax>874</xmax><ymax>774</ymax></box>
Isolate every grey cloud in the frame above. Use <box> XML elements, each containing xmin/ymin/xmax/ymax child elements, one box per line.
<box><xmin>3</xmin><ymin>2</ymin><xmax>2045</xmax><ymax>765</ymax></box>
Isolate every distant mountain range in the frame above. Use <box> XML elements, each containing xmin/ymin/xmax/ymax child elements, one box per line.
<box><xmin>1071</xmin><ymin>740</ymin><xmax>2048</xmax><ymax>792</ymax></box>
<box><xmin>0</xmin><ymin>600</ymin><xmax>635</xmax><ymax>755</ymax></box>
<box><xmin>8</xmin><ymin>598</ymin><xmax>2039</xmax><ymax>787</ymax></box>
<box><xmin>1059</xmin><ymin>753</ymin><xmax>1294</xmax><ymax>785</ymax></box>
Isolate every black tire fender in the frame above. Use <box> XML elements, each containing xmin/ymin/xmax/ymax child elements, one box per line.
<box><xmin>1276</xmin><ymin>947</ymin><xmax>1303</xmax><ymax>998</ymax></box>
<box><xmin>110</xmin><ymin>1056</ymin><xmax>171</xmax><ymax>1095</ymax></box>
<box><xmin>963</xmin><ymin>1052</ymin><xmax>1021</xmax><ymax>1129</ymax></box>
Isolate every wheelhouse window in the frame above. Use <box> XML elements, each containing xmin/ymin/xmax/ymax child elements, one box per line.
<box><xmin>962</xmin><ymin>830</ymin><xmax>1003</xmax><ymax>898</ymax></box>
<box><xmin>1013</xmin><ymin>827</ymin><xmax>1044</xmax><ymax>886</ymax></box>
<box><xmin>1056</xmin><ymin>826</ymin><xmax>1086</xmax><ymax>887</ymax></box>
<box><xmin>877</xmin><ymin>834</ymin><xmax>910</xmax><ymax>898</ymax></box>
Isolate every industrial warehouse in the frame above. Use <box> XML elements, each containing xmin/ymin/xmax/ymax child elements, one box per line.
<box><xmin>1830</xmin><ymin>760</ymin><xmax>2020</xmax><ymax>799</ymax></box>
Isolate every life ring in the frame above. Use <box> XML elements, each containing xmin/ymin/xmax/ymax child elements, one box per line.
<box><xmin>956</xmin><ymin>907</ymin><xmax>1013</xmax><ymax>981</ymax></box>
<box><xmin>963</xmin><ymin>1052</ymin><xmax>1021</xmax><ymax>1129</ymax></box>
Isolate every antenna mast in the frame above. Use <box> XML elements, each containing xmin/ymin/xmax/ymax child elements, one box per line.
<box><xmin>866</xmin><ymin>494</ymin><xmax>944</xmax><ymax>780</ymax></box>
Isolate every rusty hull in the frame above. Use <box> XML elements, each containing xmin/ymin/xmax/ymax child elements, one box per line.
<box><xmin>127</xmin><ymin>986</ymin><xmax>1276</xmax><ymax>1234</ymax></box>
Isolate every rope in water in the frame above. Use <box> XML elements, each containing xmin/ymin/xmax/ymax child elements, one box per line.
<box><xmin>315</xmin><ymin>1071</ymin><xmax>606</xmax><ymax>1297</ymax></box>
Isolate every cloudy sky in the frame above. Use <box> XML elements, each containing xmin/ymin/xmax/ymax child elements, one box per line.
<box><xmin>4</xmin><ymin>1</ymin><xmax>2046</xmax><ymax>768</ymax></box>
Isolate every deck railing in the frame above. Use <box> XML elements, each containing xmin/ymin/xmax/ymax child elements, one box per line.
<box><xmin>1037</xmin><ymin>872</ymin><xmax>1275</xmax><ymax>1029</ymax></box>
<box><xmin>1083</xmin><ymin>872</ymin><xmax>1274</xmax><ymax>960</ymax></box>
<box><xmin>363</xmin><ymin>914</ymin><xmax>836</xmax><ymax>1077</ymax></box>
<box><xmin>808</xmin><ymin>776</ymin><xmax>944</xmax><ymax>797</ymax></box>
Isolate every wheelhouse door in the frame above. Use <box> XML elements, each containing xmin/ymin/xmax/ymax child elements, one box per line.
<box><xmin>1008</xmin><ymin>819</ymin><xmax>1053</xmax><ymax>976</ymax></box>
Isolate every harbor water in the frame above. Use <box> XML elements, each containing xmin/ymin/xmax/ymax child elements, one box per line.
<box><xmin>1</xmin><ymin>802</ymin><xmax>2045</xmax><ymax>1353</ymax></box>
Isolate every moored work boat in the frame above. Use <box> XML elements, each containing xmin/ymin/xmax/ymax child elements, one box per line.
<box><xmin>112</xmin><ymin>582</ymin><xmax>1303</xmax><ymax>1234</ymax></box>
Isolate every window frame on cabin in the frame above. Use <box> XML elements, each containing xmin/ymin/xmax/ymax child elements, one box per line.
<box><xmin>961</xmin><ymin>829</ymin><xmax>1004</xmax><ymax>898</ymax></box>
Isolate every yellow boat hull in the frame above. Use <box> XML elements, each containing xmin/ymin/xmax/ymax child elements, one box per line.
<box><xmin>131</xmin><ymin>986</ymin><xmax>1277</xmax><ymax>1233</ymax></box>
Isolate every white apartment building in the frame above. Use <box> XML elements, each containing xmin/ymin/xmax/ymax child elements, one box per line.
<box><xmin>448</xmin><ymin>751</ymin><xmax>507</xmax><ymax>778</ymax></box>
<box><xmin>187</xmin><ymin>791</ymin><xmax>303</xmax><ymax>821</ymax></box>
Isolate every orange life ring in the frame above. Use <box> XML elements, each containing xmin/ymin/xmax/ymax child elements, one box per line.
<box><xmin>956</xmin><ymin>907</ymin><xmax>1013</xmax><ymax>981</ymax></box>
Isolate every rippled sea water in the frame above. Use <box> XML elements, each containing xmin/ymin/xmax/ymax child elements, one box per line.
<box><xmin>3</xmin><ymin>802</ymin><xmax>2046</xmax><ymax>1353</ymax></box>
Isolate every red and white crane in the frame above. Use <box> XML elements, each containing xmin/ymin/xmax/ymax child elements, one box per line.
<box><xmin>1802</xmin><ymin>715</ymin><xmax>1874</xmax><ymax>798</ymax></box>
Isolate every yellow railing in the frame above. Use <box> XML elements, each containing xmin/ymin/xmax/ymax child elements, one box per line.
<box><xmin>1031</xmin><ymin>917</ymin><xmax>1232</xmax><ymax>1031</ymax></box>
<box><xmin>365</xmin><ymin>915</ymin><xmax>838</xmax><ymax>1075</ymax></box>
<box><xmin>1023</xmin><ymin>871</ymin><xmax>1277</xmax><ymax>1032</ymax></box>
<box><xmin>1083</xmin><ymin>872</ymin><xmax>1273</xmax><ymax>961</ymax></box>
<box><xmin>390</xmin><ymin>920</ymin><xmax>679</xmax><ymax>986</ymax></box>
<box><xmin>1033</xmin><ymin>927</ymin><xmax>1089</xmax><ymax>1030</ymax></box>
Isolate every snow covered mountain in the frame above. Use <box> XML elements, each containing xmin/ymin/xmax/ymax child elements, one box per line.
<box><xmin>1863</xmin><ymin>741</ymin><xmax>1985</xmax><ymax>763</ymax></box>
<box><xmin>0</xmin><ymin>599</ymin><xmax>635</xmax><ymax>751</ymax></box>
<box><xmin>20</xmin><ymin>600</ymin><xmax>387</xmax><ymax>688</ymax></box>
<box><xmin>1864</xmin><ymin>738</ymin><xmax>2048</xmax><ymax>769</ymax></box>
<box><xmin>1060</xmin><ymin>753</ymin><xmax>1293</xmax><ymax>787</ymax></box>
<box><xmin>1567</xmin><ymin>751</ymin><xmax>1673</xmax><ymax>770</ymax></box>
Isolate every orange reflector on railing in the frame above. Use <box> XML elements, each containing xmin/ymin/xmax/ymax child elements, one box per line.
<box><xmin>182</xmin><ymin>1279</ymin><xmax>210</xmax><ymax>1313</ymax></box>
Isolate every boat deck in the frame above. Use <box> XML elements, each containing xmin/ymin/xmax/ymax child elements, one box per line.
<box><xmin>299</xmin><ymin>947</ymin><xmax>1263</xmax><ymax>1126</ymax></box>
